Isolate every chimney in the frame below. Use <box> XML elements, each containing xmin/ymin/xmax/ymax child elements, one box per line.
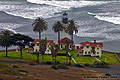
<box><xmin>94</xmin><ymin>40</ymin><xmax>96</xmax><ymax>43</ymax></box>
<box><xmin>45</xmin><ymin>37</ymin><xmax>47</xmax><ymax>40</ymax></box>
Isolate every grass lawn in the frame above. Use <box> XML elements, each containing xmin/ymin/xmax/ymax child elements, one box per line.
<box><xmin>69</xmin><ymin>50</ymin><xmax>119</xmax><ymax>64</ymax></box>
<box><xmin>0</xmin><ymin>50</ymin><xmax>67</xmax><ymax>63</ymax></box>
<box><xmin>98</xmin><ymin>52</ymin><xmax>119</xmax><ymax>63</ymax></box>
<box><xmin>0</xmin><ymin>50</ymin><xmax>119</xmax><ymax>64</ymax></box>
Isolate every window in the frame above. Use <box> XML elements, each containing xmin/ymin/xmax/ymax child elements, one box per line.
<box><xmin>36</xmin><ymin>49</ymin><xmax>37</xmax><ymax>52</ymax></box>
<box><xmin>47</xmin><ymin>50</ymin><xmax>49</xmax><ymax>52</ymax></box>
<box><xmin>85</xmin><ymin>51</ymin><xmax>87</xmax><ymax>54</ymax></box>
<box><xmin>37</xmin><ymin>43</ymin><xmax>39</xmax><ymax>46</ymax></box>
<box><xmin>88</xmin><ymin>52</ymin><xmax>90</xmax><ymax>54</ymax></box>
<box><xmin>61</xmin><ymin>45</ymin><xmax>63</xmax><ymax>48</ymax></box>
<box><xmin>97</xmin><ymin>52</ymin><xmax>99</xmax><ymax>54</ymax></box>
<box><xmin>97</xmin><ymin>48</ymin><xmax>99</xmax><ymax>50</ymax></box>
<box><xmin>86</xmin><ymin>45</ymin><xmax>89</xmax><ymax>48</ymax></box>
<box><xmin>48</xmin><ymin>45</ymin><xmax>49</xmax><ymax>47</ymax></box>
<box><xmin>93</xmin><ymin>52</ymin><xmax>95</xmax><ymax>54</ymax></box>
<box><xmin>70</xmin><ymin>45</ymin><xmax>71</xmax><ymax>48</ymax></box>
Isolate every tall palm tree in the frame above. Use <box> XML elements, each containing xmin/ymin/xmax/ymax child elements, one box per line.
<box><xmin>65</xmin><ymin>20</ymin><xmax>78</xmax><ymax>51</ymax></box>
<box><xmin>32</xmin><ymin>17</ymin><xmax>48</xmax><ymax>40</ymax></box>
<box><xmin>0</xmin><ymin>30</ymin><xmax>14</xmax><ymax>57</ymax></box>
<box><xmin>40</xmin><ymin>39</ymin><xmax>47</xmax><ymax>62</ymax></box>
<box><xmin>52</xmin><ymin>21</ymin><xmax>64</xmax><ymax>46</ymax></box>
<box><xmin>64</xmin><ymin>39</ymin><xmax>70</xmax><ymax>64</ymax></box>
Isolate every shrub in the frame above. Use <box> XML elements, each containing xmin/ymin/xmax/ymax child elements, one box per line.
<box><xmin>57</xmin><ymin>53</ymin><xmax>66</xmax><ymax>56</ymax></box>
<box><xmin>51</xmin><ymin>64</ymin><xmax>68</xmax><ymax>70</ymax></box>
<box><xmin>18</xmin><ymin>69</ymin><xmax>28</xmax><ymax>73</ymax></box>
<box><xmin>51</xmin><ymin>65</ymin><xmax>58</xmax><ymax>70</ymax></box>
<box><xmin>58</xmin><ymin>64</ymin><xmax>68</xmax><ymax>69</ymax></box>
<box><xmin>84</xmin><ymin>63</ymin><xmax>90</xmax><ymax>67</ymax></box>
<box><xmin>28</xmin><ymin>62</ymin><xmax>36</xmax><ymax>65</ymax></box>
<box><xmin>46</xmin><ymin>61</ymin><xmax>53</xmax><ymax>65</ymax></box>
<box><xmin>92</xmin><ymin>61</ymin><xmax>109</xmax><ymax>68</ymax></box>
<box><xmin>105</xmin><ymin>73</ymin><xmax>111</xmax><ymax>76</ymax></box>
<box><xmin>12</xmin><ymin>65</ymin><xmax>19</xmax><ymax>68</ymax></box>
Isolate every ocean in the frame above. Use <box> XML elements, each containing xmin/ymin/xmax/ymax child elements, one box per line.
<box><xmin>0</xmin><ymin>0</ymin><xmax>120</xmax><ymax>52</ymax></box>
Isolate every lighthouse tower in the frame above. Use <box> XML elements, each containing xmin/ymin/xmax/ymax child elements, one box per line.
<box><xmin>61</xmin><ymin>12</ymin><xmax>69</xmax><ymax>39</ymax></box>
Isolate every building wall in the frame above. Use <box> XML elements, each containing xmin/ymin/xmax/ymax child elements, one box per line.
<box><xmin>75</xmin><ymin>44</ymin><xmax>80</xmax><ymax>50</ymax></box>
<box><xmin>82</xmin><ymin>44</ymin><xmax>92</xmax><ymax>55</ymax></box>
<box><xmin>82</xmin><ymin>44</ymin><xmax>102</xmax><ymax>57</ymax></box>
<box><xmin>33</xmin><ymin>42</ymin><xmax>39</xmax><ymax>52</ymax></box>
<box><xmin>60</xmin><ymin>43</ymin><xmax>72</xmax><ymax>50</ymax></box>
<box><xmin>45</xmin><ymin>44</ymin><xmax>52</xmax><ymax>54</ymax></box>
<box><xmin>33</xmin><ymin>42</ymin><xmax>52</xmax><ymax>54</ymax></box>
<box><xmin>91</xmin><ymin>46</ymin><xmax>102</xmax><ymax>57</ymax></box>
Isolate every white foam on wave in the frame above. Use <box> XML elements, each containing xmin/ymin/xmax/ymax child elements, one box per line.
<box><xmin>76</xmin><ymin>20</ymin><xmax>120</xmax><ymax>42</ymax></box>
<box><xmin>0</xmin><ymin>0</ymin><xmax>109</xmax><ymax>19</ymax></box>
<box><xmin>0</xmin><ymin>23</ymin><xmax>23</xmax><ymax>33</ymax></box>
<box><xmin>27</xmin><ymin>0</ymin><xmax>109</xmax><ymax>9</ymax></box>
<box><xmin>95</xmin><ymin>16</ymin><xmax>120</xmax><ymax>25</ymax></box>
<box><xmin>88</xmin><ymin>12</ymin><xmax>120</xmax><ymax>25</ymax></box>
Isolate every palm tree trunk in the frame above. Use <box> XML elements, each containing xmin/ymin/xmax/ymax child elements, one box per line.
<box><xmin>42</xmin><ymin>54</ymin><xmax>44</xmax><ymax>62</ymax></box>
<box><xmin>71</xmin><ymin>33</ymin><xmax>73</xmax><ymax>51</ymax></box>
<box><xmin>66</xmin><ymin>49</ymin><xmax>68</xmax><ymax>64</ymax></box>
<box><xmin>58</xmin><ymin>31</ymin><xmax>60</xmax><ymax>48</ymax></box>
<box><xmin>5</xmin><ymin>46</ymin><xmax>8</xmax><ymax>57</ymax></box>
<box><xmin>20</xmin><ymin>47</ymin><xmax>23</xmax><ymax>59</ymax></box>
<box><xmin>37</xmin><ymin>53</ymin><xmax>39</xmax><ymax>64</ymax></box>
<box><xmin>39</xmin><ymin>30</ymin><xmax>41</xmax><ymax>40</ymax></box>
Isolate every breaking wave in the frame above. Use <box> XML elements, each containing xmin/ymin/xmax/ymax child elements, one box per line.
<box><xmin>0</xmin><ymin>0</ymin><xmax>109</xmax><ymax>19</ymax></box>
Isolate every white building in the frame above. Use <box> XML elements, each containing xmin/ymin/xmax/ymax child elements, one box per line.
<box><xmin>78</xmin><ymin>40</ymin><xmax>103</xmax><ymax>57</ymax></box>
<box><xmin>32</xmin><ymin>39</ymin><xmax>55</xmax><ymax>54</ymax></box>
<box><xmin>58</xmin><ymin>37</ymin><xmax>74</xmax><ymax>50</ymax></box>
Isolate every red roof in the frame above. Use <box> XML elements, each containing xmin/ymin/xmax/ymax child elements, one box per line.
<box><xmin>33</xmin><ymin>39</ymin><xmax>55</xmax><ymax>45</ymax></box>
<box><xmin>91</xmin><ymin>50</ymin><xmax>95</xmax><ymax>52</ymax></box>
<box><xmin>33</xmin><ymin>39</ymin><xmax>40</xmax><ymax>44</ymax></box>
<box><xmin>58</xmin><ymin>37</ymin><xmax>74</xmax><ymax>44</ymax></box>
<box><xmin>81</xmin><ymin>41</ymin><xmax>103</xmax><ymax>47</ymax></box>
<box><xmin>77</xmin><ymin>47</ymin><xmax>83</xmax><ymax>51</ymax></box>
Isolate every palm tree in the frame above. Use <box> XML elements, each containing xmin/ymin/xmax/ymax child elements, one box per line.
<box><xmin>40</xmin><ymin>39</ymin><xmax>47</xmax><ymax>62</ymax></box>
<box><xmin>64</xmin><ymin>39</ymin><xmax>70</xmax><ymax>64</ymax></box>
<box><xmin>50</xmin><ymin>44</ymin><xmax>59</xmax><ymax>62</ymax></box>
<box><xmin>32</xmin><ymin>17</ymin><xmax>48</xmax><ymax>40</ymax></box>
<box><xmin>52</xmin><ymin>21</ymin><xmax>64</xmax><ymax>46</ymax></box>
<box><xmin>54</xmin><ymin>44</ymin><xmax>59</xmax><ymax>62</ymax></box>
<box><xmin>49</xmin><ymin>44</ymin><xmax>55</xmax><ymax>61</ymax></box>
<box><xmin>34</xmin><ymin>51</ymin><xmax>40</xmax><ymax>64</ymax></box>
<box><xmin>65</xmin><ymin>20</ymin><xmax>78</xmax><ymax>51</ymax></box>
<box><xmin>0</xmin><ymin>30</ymin><xmax>14</xmax><ymax>57</ymax></box>
<box><xmin>68</xmin><ymin>54</ymin><xmax>73</xmax><ymax>66</ymax></box>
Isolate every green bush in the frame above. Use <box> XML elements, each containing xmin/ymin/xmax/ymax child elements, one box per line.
<box><xmin>105</xmin><ymin>73</ymin><xmax>111</xmax><ymax>76</ymax></box>
<box><xmin>92</xmin><ymin>61</ymin><xmax>109</xmax><ymax>68</ymax></box>
<box><xmin>51</xmin><ymin>65</ymin><xmax>58</xmax><ymax>70</ymax></box>
<box><xmin>84</xmin><ymin>63</ymin><xmax>90</xmax><ymax>67</ymax></box>
<box><xmin>57</xmin><ymin>53</ymin><xmax>66</xmax><ymax>56</ymax></box>
<box><xmin>46</xmin><ymin>61</ymin><xmax>53</xmax><ymax>65</ymax></box>
<box><xmin>28</xmin><ymin>62</ymin><xmax>36</xmax><ymax>65</ymax></box>
<box><xmin>12</xmin><ymin>65</ymin><xmax>19</xmax><ymax>68</ymax></box>
<box><xmin>51</xmin><ymin>64</ymin><xmax>68</xmax><ymax>70</ymax></box>
<box><xmin>18</xmin><ymin>69</ymin><xmax>28</xmax><ymax>73</ymax></box>
<box><xmin>58</xmin><ymin>64</ymin><xmax>68</xmax><ymax>69</ymax></box>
